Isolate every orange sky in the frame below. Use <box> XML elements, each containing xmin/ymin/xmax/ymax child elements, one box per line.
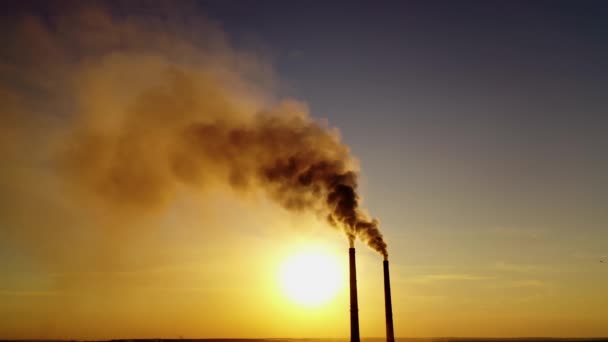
<box><xmin>2</xmin><ymin>189</ymin><xmax>607</xmax><ymax>339</ymax></box>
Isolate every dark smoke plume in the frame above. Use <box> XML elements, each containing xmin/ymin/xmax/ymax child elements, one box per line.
<box><xmin>0</xmin><ymin>3</ymin><xmax>387</xmax><ymax>256</ymax></box>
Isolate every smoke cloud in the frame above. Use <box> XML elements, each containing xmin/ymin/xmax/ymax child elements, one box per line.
<box><xmin>0</xmin><ymin>3</ymin><xmax>387</xmax><ymax>256</ymax></box>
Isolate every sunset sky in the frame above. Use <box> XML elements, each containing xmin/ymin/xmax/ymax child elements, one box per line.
<box><xmin>1</xmin><ymin>1</ymin><xmax>607</xmax><ymax>339</ymax></box>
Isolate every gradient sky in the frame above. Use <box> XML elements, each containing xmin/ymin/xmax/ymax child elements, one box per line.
<box><xmin>1</xmin><ymin>1</ymin><xmax>607</xmax><ymax>339</ymax></box>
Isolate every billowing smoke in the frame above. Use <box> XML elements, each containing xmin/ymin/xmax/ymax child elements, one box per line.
<box><xmin>0</xmin><ymin>3</ymin><xmax>387</xmax><ymax>256</ymax></box>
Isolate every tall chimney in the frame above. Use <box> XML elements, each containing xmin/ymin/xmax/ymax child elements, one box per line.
<box><xmin>349</xmin><ymin>247</ymin><xmax>360</xmax><ymax>342</ymax></box>
<box><xmin>383</xmin><ymin>259</ymin><xmax>395</xmax><ymax>342</ymax></box>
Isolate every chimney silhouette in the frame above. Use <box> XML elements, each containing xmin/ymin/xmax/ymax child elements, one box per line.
<box><xmin>383</xmin><ymin>259</ymin><xmax>395</xmax><ymax>342</ymax></box>
<box><xmin>349</xmin><ymin>247</ymin><xmax>360</xmax><ymax>342</ymax></box>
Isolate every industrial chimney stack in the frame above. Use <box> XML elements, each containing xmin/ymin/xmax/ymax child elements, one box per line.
<box><xmin>383</xmin><ymin>259</ymin><xmax>395</xmax><ymax>342</ymax></box>
<box><xmin>349</xmin><ymin>247</ymin><xmax>360</xmax><ymax>342</ymax></box>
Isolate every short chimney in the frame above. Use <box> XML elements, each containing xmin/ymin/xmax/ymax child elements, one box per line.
<box><xmin>383</xmin><ymin>259</ymin><xmax>395</xmax><ymax>342</ymax></box>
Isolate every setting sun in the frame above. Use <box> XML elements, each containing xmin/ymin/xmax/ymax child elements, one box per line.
<box><xmin>279</xmin><ymin>247</ymin><xmax>343</xmax><ymax>307</ymax></box>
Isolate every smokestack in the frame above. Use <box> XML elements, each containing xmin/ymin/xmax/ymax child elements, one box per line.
<box><xmin>349</xmin><ymin>246</ymin><xmax>360</xmax><ymax>342</ymax></box>
<box><xmin>383</xmin><ymin>258</ymin><xmax>395</xmax><ymax>342</ymax></box>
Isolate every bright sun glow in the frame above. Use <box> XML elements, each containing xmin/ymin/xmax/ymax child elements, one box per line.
<box><xmin>279</xmin><ymin>247</ymin><xmax>342</xmax><ymax>307</ymax></box>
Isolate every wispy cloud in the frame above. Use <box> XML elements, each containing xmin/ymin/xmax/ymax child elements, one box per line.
<box><xmin>489</xmin><ymin>226</ymin><xmax>547</xmax><ymax>240</ymax></box>
<box><xmin>0</xmin><ymin>290</ymin><xmax>65</xmax><ymax>297</ymax></box>
<box><xmin>571</xmin><ymin>251</ymin><xmax>607</xmax><ymax>261</ymax></box>
<box><xmin>492</xmin><ymin>261</ymin><xmax>555</xmax><ymax>273</ymax></box>
<box><xmin>407</xmin><ymin>273</ymin><xmax>492</xmax><ymax>284</ymax></box>
<box><xmin>504</xmin><ymin>279</ymin><xmax>547</xmax><ymax>288</ymax></box>
<box><xmin>405</xmin><ymin>294</ymin><xmax>446</xmax><ymax>302</ymax></box>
